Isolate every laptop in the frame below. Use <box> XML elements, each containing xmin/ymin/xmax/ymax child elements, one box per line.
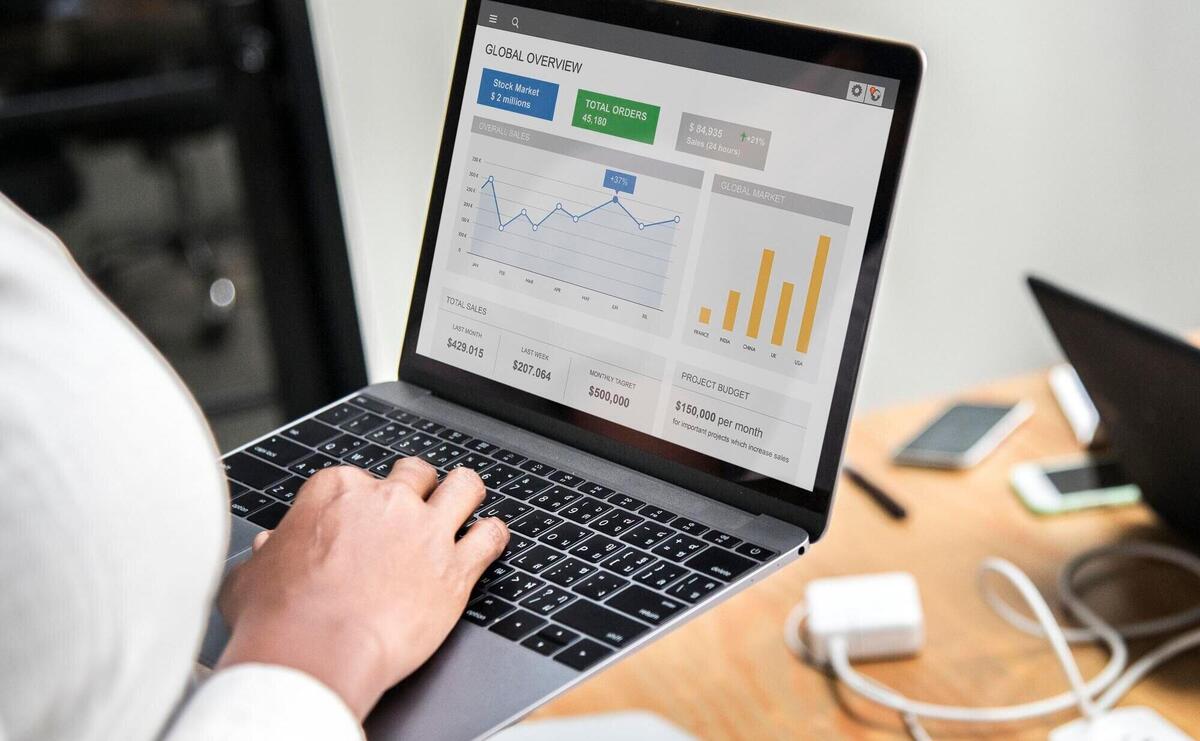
<box><xmin>200</xmin><ymin>1</ymin><xmax>923</xmax><ymax>737</ymax></box>
<box><xmin>1028</xmin><ymin>276</ymin><xmax>1200</xmax><ymax>545</ymax></box>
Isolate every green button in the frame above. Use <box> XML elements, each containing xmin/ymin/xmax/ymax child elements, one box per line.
<box><xmin>572</xmin><ymin>89</ymin><xmax>660</xmax><ymax>144</ymax></box>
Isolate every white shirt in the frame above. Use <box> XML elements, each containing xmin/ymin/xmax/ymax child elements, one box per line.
<box><xmin>0</xmin><ymin>196</ymin><xmax>361</xmax><ymax>740</ymax></box>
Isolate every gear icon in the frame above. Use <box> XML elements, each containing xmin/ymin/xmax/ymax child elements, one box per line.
<box><xmin>851</xmin><ymin>83</ymin><xmax>864</xmax><ymax>97</ymax></box>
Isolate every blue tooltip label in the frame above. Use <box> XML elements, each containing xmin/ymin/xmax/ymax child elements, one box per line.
<box><xmin>478</xmin><ymin>68</ymin><xmax>559</xmax><ymax>121</ymax></box>
<box><xmin>603</xmin><ymin>169</ymin><xmax>637</xmax><ymax>194</ymax></box>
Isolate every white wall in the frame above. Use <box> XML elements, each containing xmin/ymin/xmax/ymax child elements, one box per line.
<box><xmin>308</xmin><ymin>0</ymin><xmax>1200</xmax><ymax>409</ymax></box>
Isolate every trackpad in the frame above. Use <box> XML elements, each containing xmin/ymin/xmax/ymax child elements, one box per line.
<box><xmin>199</xmin><ymin>517</ymin><xmax>261</xmax><ymax>666</ymax></box>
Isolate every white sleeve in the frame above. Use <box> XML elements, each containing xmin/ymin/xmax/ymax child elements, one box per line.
<box><xmin>164</xmin><ymin>665</ymin><xmax>363</xmax><ymax>741</ymax></box>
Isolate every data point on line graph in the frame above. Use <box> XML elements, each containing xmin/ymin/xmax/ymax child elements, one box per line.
<box><xmin>638</xmin><ymin>223</ymin><xmax>645</xmax><ymax>230</ymax></box>
<box><xmin>556</xmin><ymin>203</ymin><xmax>562</xmax><ymax>209</ymax></box>
<box><xmin>674</xmin><ymin>216</ymin><xmax>681</xmax><ymax>223</ymax></box>
<box><xmin>612</xmin><ymin>196</ymin><xmax>619</xmax><ymax>203</ymax></box>
<box><xmin>521</xmin><ymin>209</ymin><xmax>527</xmax><ymax>215</ymax></box>
<box><xmin>572</xmin><ymin>216</ymin><xmax>579</xmax><ymax>222</ymax></box>
<box><xmin>532</xmin><ymin>225</ymin><xmax>539</xmax><ymax>231</ymax></box>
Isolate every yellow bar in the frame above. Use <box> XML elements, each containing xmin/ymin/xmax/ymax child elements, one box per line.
<box><xmin>797</xmin><ymin>235</ymin><xmax>831</xmax><ymax>353</ymax></box>
<box><xmin>771</xmin><ymin>281</ymin><xmax>795</xmax><ymax>346</ymax></box>
<box><xmin>722</xmin><ymin>290</ymin><xmax>741</xmax><ymax>332</ymax></box>
<box><xmin>698</xmin><ymin>306</ymin><xmax>712</xmax><ymax>325</ymax></box>
<box><xmin>746</xmin><ymin>249</ymin><xmax>775</xmax><ymax>339</ymax></box>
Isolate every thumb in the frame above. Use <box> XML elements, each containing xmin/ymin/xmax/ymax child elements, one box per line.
<box><xmin>455</xmin><ymin>517</ymin><xmax>509</xmax><ymax>582</ymax></box>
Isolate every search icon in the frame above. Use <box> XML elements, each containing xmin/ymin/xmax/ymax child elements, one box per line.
<box><xmin>511</xmin><ymin>16</ymin><xmax>520</xmax><ymax>30</ymax></box>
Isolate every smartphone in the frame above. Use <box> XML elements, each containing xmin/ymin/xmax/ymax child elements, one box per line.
<box><xmin>892</xmin><ymin>402</ymin><xmax>1033</xmax><ymax>469</ymax></box>
<box><xmin>1011</xmin><ymin>456</ymin><xmax>1140</xmax><ymax>514</ymax></box>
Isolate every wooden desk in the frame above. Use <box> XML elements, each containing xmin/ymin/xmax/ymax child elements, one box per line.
<box><xmin>531</xmin><ymin>368</ymin><xmax>1200</xmax><ymax>738</ymax></box>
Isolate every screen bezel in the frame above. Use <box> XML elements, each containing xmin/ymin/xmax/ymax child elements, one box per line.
<box><xmin>398</xmin><ymin>0</ymin><xmax>924</xmax><ymax>541</ymax></box>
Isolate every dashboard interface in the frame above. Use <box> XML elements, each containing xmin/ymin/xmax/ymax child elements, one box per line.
<box><xmin>416</xmin><ymin>1</ymin><xmax>899</xmax><ymax>491</ymax></box>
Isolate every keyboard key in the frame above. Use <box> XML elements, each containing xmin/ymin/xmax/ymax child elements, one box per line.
<box><xmin>608</xmin><ymin>492</ymin><xmax>646</xmax><ymax>510</ymax></box>
<box><xmin>317</xmin><ymin>434</ymin><xmax>366</xmax><ymax>458</ymax></box>
<box><xmin>735</xmin><ymin>542</ymin><xmax>776</xmax><ymax>561</ymax></box>
<box><xmin>635</xmin><ymin>561</ymin><xmax>688</xmax><ymax>590</ymax></box>
<box><xmin>701</xmin><ymin>529</ymin><xmax>743</xmax><ymax>549</ymax></box>
<box><xmin>344</xmin><ymin>445</ymin><xmax>394</xmax><ymax>469</ymax></box>
<box><xmin>248</xmin><ymin>436</ymin><xmax>311</xmax><ymax>467</ymax></box>
<box><xmin>529</xmin><ymin>486</ymin><xmax>580</xmax><ymax>512</ymax></box>
<box><xmin>499</xmin><ymin>535</ymin><xmax>536</xmax><ymax>562</ymax></box>
<box><xmin>385</xmin><ymin>408</ymin><xmax>419</xmax><ymax>424</ymax></box>
<box><xmin>477</xmin><ymin>498</ymin><xmax>530</xmax><ymax>523</ymax></box>
<box><xmin>289</xmin><ymin>453</ymin><xmax>339</xmax><ymax>478</ymax></box>
<box><xmin>315</xmin><ymin>404</ymin><xmax>364</xmax><ymax>426</ymax></box>
<box><xmin>639</xmin><ymin>505</ymin><xmax>677</xmax><ymax>523</ymax></box>
<box><xmin>538</xmin><ymin>624</ymin><xmax>579</xmax><ymax>646</ymax></box>
<box><xmin>348</xmin><ymin>394</ymin><xmax>396</xmax><ymax>415</ymax></box>
<box><xmin>607</xmin><ymin>584</ymin><xmax>686</xmax><ymax>625</ymax></box>
<box><xmin>578</xmin><ymin>482</ymin><xmax>615</xmax><ymax>498</ymax></box>
<box><xmin>560</xmin><ymin>496</ymin><xmax>611</xmax><ymax>524</ymax></box>
<box><xmin>224</xmin><ymin>452</ymin><xmax>288</xmax><ymax>490</ymax></box>
<box><xmin>340</xmin><ymin>412</ymin><xmax>388</xmax><ymax>435</ymax></box>
<box><xmin>229</xmin><ymin>482</ymin><xmax>250</xmax><ymax>499</ymax></box>
<box><xmin>573</xmin><ymin>572</ymin><xmax>628</xmax><ymax>601</ymax></box>
<box><xmin>667</xmin><ymin>573</ymin><xmax>722</xmax><ymax>603</ymax></box>
<box><xmin>601</xmin><ymin>549</ymin><xmax>657</xmax><ymax>577</ymax></box>
<box><xmin>686</xmin><ymin>547</ymin><xmax>757</xmax><ymax>582</ymax></box>
<box><xmin>463</xmin><ymin>595</ymin><xmax>514</xmax><ymax>626</ymax></box>
<box><xmin>651</xmin><ymin>534</ymin><xmax>707</xmax><ymax>562</ymax></box>
<box><xmin>477</xmin><ymin>463</ymin><xmax>522</xmax><ymax>488</ymax></box>
<box><xmin>510</xmin><ymin>511</ymin><xmax>562</xmax><ymax>538</ymax></box>
<box><xmin>491</xmin><ymin>448</ymin><xmax>527</xmax><ymax>465</ymax></box>
<box><xmin>247</xmin><ymin>502</ymin><xmax>290</xmax><ymax>529</ymax></box>
<box><xmin>488</xmin><ymin>572</ymin><xmax>544</xmax><ymax>602</ymax></box>
<box><xmin>446</xmin><ymin>452</ymin><xmax>495</xmax><ymax>472</ymax></box>
<box><xmin>519</xmin><ymin>460</ymin><xmax>555</xmax><ymax>477</ymax></box>
<box><xmin>476</xmin><ymin>562</ymin><xmax>513</xmax><ymax>590</ymax></box>
<box><xmin>556</xmin><ymin>600</ymin><xmax>649</xmax><ymax>648</ymax></box>
<box><xmin>671</xmin><ymin>517</ymin><xmax>709</xmax><ymax>536</ymax></box>
<box><xmin>436</xmin><ymin>428</ymin><xmax>472</xmax><ymax>444</ymax></box>
<box><xmin>369</xmin><ymin>458</ymin><xmax>399</xmax><ymax>477</ymax></box>
<box><xmin>391</xmin><ymin>432</ymin><xmax>439</xmax><ymax>455</ymax></box>
<box><xmin>520</xmin><ymin>585</ymin><xmax>575</xmax><ymax>615</ymax></box>
<box><xmin>510</xmin><ymin>545</ymin><xmax>564</xmax><ymax>573</ymax></box>
<box><xmin>554</xmin><ymin>638</ymin><xmax>612</xmax><ymax>671</ymax></box>
<box><xmin>548</xmin><ymin>470</ymin><xmax>585</xmax><ymax>487</ymax></box>
<box><xmin>490</xmin><ymin>610</ymin><xmax>547</xmax><ymax>641</ymax></box>
<box><xmin>465</xmin><ymin>438</ymin><xmax>498</xmax><ymax>455</ymax></box>
<box><xmin>282</xmin><ymin>418</ymin><xmax>339</xmax><ymax>447</ymax></box>
<box><xmin>410</xmin><ymin>418</ymin><xmax>445</xmax><ymax>435</ymax></box>
<box><xmin>620</xmin><ymin>523</ymin><xmax>672</xmax><ymax>549</ymax></box>
<box><xmin>366</xmin><ymin>422</ymin><xmax>409</xmax><ymax>446</ymax></box>
<box><xmin>569</xmin><ymin>534</ymin><xmax>624</xmax><ymax>564</ymax></box>
<box><xmin>540</xmin><ymin>558</ymin><xmax>596</xmax><ymax>588</ymax></box>
<box><xmin>591</xmin><ymin>511</ymin><xmax>642</xmax><ymax>537</ymax></box>
<box><xmin>421</xmin><ymin>443</ymin><xmax>466</xmax><ymax>468</ymax></box>
<box><xmin>521</xmin><ymin>633</ymin><xmax>563</xmax><ymax>656</ymax></box>
<box><xmin>231</xmin><ymin>491</ymin><xmax>272</xmax><ymax>517</ymax></box>
<box><xmin>539</xmin><ymin>522</ymin><xmax>590</xmax><ymax>549</ymax></box>
<box><xmin>265</xmin><ymin>476</ymin><xmax>305</xmax><ymax>503</ymax></box>
<box><xmin>501</xmin><ymin>475</ymin><xmax>553</xmax><ymax>500</ymax></box>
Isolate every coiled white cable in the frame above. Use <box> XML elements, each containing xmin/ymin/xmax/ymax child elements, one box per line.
<box><xmin>783</xmin><ymin>541</ymin><xmax>1200</xmax><ymax>738</ymax></box>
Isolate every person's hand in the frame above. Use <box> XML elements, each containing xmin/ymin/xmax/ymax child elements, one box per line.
<box><xmin>216</xmin><ymin>458</ymin><xmax>509</xmax><ymax>719</ymax></box>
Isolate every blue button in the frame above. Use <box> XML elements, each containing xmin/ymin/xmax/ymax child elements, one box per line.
<box><xmin>478</xmin><ymin>68</ymin><xmax>559</xmax><ymax>121</ymax></box>
<box><xmin>603</xmin><ymin>169</ymin><xmax>637</xmax><ymax>194</ymax></box>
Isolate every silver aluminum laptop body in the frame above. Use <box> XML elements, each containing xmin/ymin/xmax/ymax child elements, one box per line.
<box><xmin>200</xmin><ymin>1</ymin><xmax>922</xmax><ymax>738</ymax></box>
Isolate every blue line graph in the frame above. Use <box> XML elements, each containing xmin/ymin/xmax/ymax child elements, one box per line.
<box><xmin>482</xmin><ymin>176</ymin><xmax>680</xmax><ymax>233</ymax></box>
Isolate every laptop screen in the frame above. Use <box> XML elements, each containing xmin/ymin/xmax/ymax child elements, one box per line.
<box><xmin>411</xmin><ymin>0</ymin><xmax>904</xmax><ymax>498</ymax></box>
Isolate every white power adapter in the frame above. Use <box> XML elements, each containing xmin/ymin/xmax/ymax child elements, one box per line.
<box><xmin>803</xmin><ymin>572</ymin><xmax>924</xmax><ymax>665</ymax></box>
<box><xmin>1050</xmin><ymin>707</ymin><xmax>1195</xmax><ymax>741</ymax></box>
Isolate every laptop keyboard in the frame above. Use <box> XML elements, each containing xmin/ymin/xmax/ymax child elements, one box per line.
<box><xmin>221</xmin><ymin>394</ymin><xmax>776</xmax><ymax>672</ymax></box>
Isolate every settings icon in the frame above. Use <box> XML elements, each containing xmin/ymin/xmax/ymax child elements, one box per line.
<box><xmin>851</xmin><ymin>83</ymin><xmax>863</xmax><ymax>97</ymax></box>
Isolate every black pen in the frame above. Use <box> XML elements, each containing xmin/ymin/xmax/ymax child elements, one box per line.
<box><xmin>843</xmin><ymin>464</ymin><xmax>908</xmax><ymax>520</ymax></box>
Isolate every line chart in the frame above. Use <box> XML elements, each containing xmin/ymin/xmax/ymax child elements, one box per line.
<box><xmin>482</xmin><ymin>176</ymin><xmax>681</xmax><ymax>233</ymax></box>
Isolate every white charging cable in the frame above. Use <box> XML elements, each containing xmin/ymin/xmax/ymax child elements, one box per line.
<box><xmin>783</xmin><ymin>542</ymin><xmax>1200</xmax><ymax>738</ymax></box>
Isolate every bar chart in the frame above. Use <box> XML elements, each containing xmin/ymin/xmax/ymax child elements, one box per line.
<box><xmin>685</xmin><ymin>175</ymin><xmax>852</xmax><ymax>378</ymax></box>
